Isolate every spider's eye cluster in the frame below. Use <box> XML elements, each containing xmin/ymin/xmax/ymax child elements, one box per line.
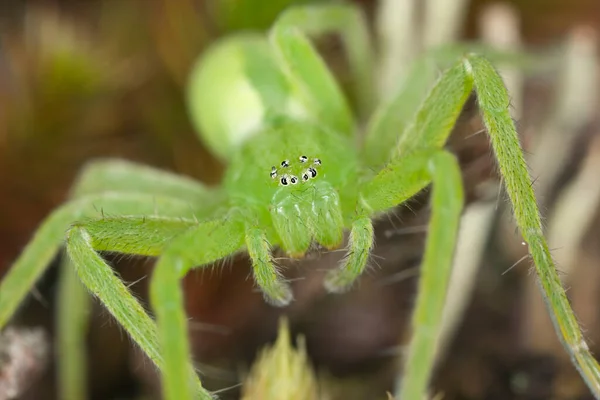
<box><xmin>271</xmin><ymin>155</ymin><xmax>321</xmax><ymax>186</ymax></box>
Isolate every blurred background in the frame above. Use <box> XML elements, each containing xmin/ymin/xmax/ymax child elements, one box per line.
<box><xmin>0</xmin><ymin>0</ymin><xmax>599</xmax><ymax>399</ymax></box>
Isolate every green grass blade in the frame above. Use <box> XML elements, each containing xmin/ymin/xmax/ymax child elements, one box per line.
<box><xmin>467</xmin><ymin>54</ymin><xmax>600</xmax><ymax>397</ymax></box>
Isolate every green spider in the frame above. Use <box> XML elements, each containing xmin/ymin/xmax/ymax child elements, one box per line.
<box><xmin>1</xmin><ymin>3</ymin><xmax>599</xmax><ymax>400</ymax></box>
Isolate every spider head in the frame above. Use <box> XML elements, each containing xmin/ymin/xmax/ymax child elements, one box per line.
<box><xmin>269</xmin><ymin>155</ymin><xmax>322</xmax><ymax>188</ymax></box>
<box><xmin>270</xmin><ymin>180</ymin><xmax>344</xmax><ymax>258</ymax></box>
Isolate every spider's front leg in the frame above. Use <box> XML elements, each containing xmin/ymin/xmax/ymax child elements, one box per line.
<box><xmin>148</xmin><ymin>212</ymin><xmax>291</xmax><ymax>400</ymax></box>
<box><xmin>365</xmin><ymin>150</ymin><xmax>464</xmax><ymax>399</ymax></box>
<box><xmin>325</xmin><ymin>149</ymin><xmax>464</xmax><ymax>400</ymax></box>
<box><xmin>56</xmin><ymin>159</ymin><xmax>227</xmax><ymax>399</ymax></box>
<box><xmin>0</xmin><ymin>191</ymin><xmax>217</xmax><ymax>397</ymax></box>
<box><xmin>350</xmin><ymin>54</ymin><xmax>600</xmax><ymax>399</ymax></box>
<box><xmin>0</xmin><ymin>192</ymin><xmax>199</xmax><ymax>328</ymax></box>
<box><xmin>147</xmin><ymin>217</ymin><xmax>244</xmax><ymax>400</ymax></box>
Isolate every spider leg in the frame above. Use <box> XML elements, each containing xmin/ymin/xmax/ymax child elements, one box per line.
<box><xmin>362</xmin><ymin>55</ymin><xmax>440</xmax><ymax>168</ymax></box>
<box><xmin>149</xmin><ymin>216</ymin><xmax>245</xmax><ymax>400</ymax></box>
<box><xmin>269</xmin><ymin>4</ymin><xmax>372</xmax><ymax>136</ymax></box>
<box><xmin>0</xmin><ymin>192</ymin><xmax>197</xmax><ymax>328</ymax></box>
<box><xmin>329</xmin><ymin>147</ymin><xmax>463</xmax><ymax>292</ymax></box>
<box><xmin>0</xmin><ymin>193</ymin><xmax>212</xmax><ymax>396</ymax></box>
<box><xmin>360</xmin><ymin>150</ymin><xmax>464</xmax><ymax>400</ymax></box>
<box><xmin>362</xmin><ymin>44</ymin><xmax>536</xmax><ymax>169</ymax></box>
<box><xmin>272</xmin><ymin>3</ymin><xmax>374</xmax><ymax>119</ymax></box>
<box><xmin>63</xmin><ymin>215</ymin><xmax>214</xmax><ymax>400</ymax></box>
<box><xmin>324</xmin><ymin>217</ymin><xmax>374</xmax><ymax>292</ymax></box>
<box><xmin>390</xmin><ymin>55</ymin><xmax>600</xmax><ymax>396</ymax></box>
<box><xmin>468</xmin><ymin>55</ymin><xmax>600</xmax><ymax>396</ymax></box>
<box><xmin>56</xmin><ymin>257</ymin><xmax>88</xmax><ymax>400</ymax></box>
<box><xmin>355</xmin><ymin>53</ymin><xmax>600</xmax><ymax>398</ymax></box>
<box><xmin>56</xmin><ymin>160</ymin><xmax>225</xmax><ymax>399</ymax></box>
<box><xmin>72</xmin><ymin>158</ymin><xmax>225</xmax><ymax>215</ymax></box>
<box><xmin>245</xmin><ymin>227</ymin><xmax>293</xmax><ymax>306</ymax></box>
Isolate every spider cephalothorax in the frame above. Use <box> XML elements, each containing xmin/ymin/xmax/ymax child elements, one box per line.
<box><xmin>271</xmin><ymin>155</ymin><xmax>320</xmax><ymax>185</ymax></box>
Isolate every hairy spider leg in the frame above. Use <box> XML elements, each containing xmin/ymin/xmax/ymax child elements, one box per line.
<box><xmin>73</xmin><ymin>159</ymin><xmax>226</xmax><ymax>212</ymax></box>
<box><xmin>359</xmin><ymin>150</ymin><xmax>464</xmax><ymax>400</ymax></box>
<box><xmin>468</xmin><ymin>55</ymin><xmax>600</xmax><ymax>398</ymax></box>
<box><xmin>0</xmin><ymin>193</ymin><xmax>213</xmax><ymax>397</ymax></box>
<box><xmin>323</xmin><ymin>216</ymin><xmax>374</xmax><ymax>292</ymax></box>
<box><xmin>245</xmin><ymin>226</ymin><xmax>293</xmax><ymax>305</ymax></box>
<box><xmin>332</xmin><ymin>53</ymin><xmax>600</xmax><ymax>399</ymax></box>
<box><xmin>270</xmin><ymin>3</ymin><xmax>375</xmax><ymax>120</ymax></box>
<box><xmin>362</xmin><ymin>55</ymin><xmax>440</xmax><ymax>168</ymax></box>
<box><xmin>381</xmin><ymin>55</ymin><xmax>600</xmax><ymax>399</ymax></box>
<box><xmin>322</xmin><ymin>59</ymin><xmax>473</xmax><ymax>398</ymax></box>
<box><xmin>0</xmin><ymin>193</ymin><xmax>198</xmax><ymax>328</ymax></box>
<box><xmin>56</xmin><ymin>160</ymin><xmax>227</xmax><ymax>399</ymax></box>
<box><xmin>149</xmin><ymin>216</ymin><xmax>246</xmax><ymax>400</ymax></box>
<box><xmin>65</xmin><ymin>215</ymin><xmax>212</xmax><ymax>400</ymax></box>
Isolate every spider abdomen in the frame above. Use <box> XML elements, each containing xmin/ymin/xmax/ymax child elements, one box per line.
<box><xmin>187</xmin><ymin>34</ymin><xmax>311</xmax><ymax>161</ymax></box>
